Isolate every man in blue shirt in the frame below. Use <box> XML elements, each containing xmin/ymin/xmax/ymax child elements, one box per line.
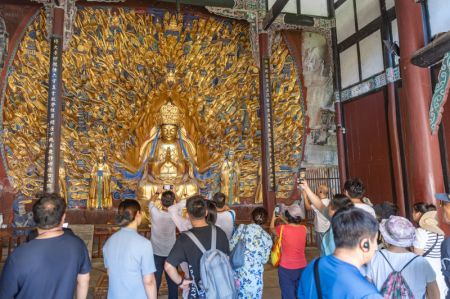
<box><xmin>0</xmin><ymin>193</ymin><xmax>91</xmax><ymax>299</ymax></box>
<box><xmin>298</xmin><ymin>207</ymin><xmax>382</xmax><ymax>299</ymax></box>
<box><xmin>103</xmin><ymin>199</ymin><xmax>157</xmax><ymax>299</ymax></box>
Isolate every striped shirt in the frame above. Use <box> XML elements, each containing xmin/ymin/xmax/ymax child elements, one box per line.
<box><xmin>414</xmin><ymin>228</ymin><xmax>444</xmax><ymax>258</ymax></box>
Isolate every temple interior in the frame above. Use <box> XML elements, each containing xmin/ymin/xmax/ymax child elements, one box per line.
<box><xmin>0</xmin><ymin>0</ymin><xmax>449</xmax><ymax>297</ymax></box>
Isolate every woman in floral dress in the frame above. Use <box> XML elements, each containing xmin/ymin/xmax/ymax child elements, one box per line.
<box><xmin>230</xmin><ymin>207</ymin><xmax>273</xmax><ymax>299</ymax></box>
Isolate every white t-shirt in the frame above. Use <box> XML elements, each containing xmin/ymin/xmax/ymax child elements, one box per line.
<box><xmin>149</xmin><ymin>202</ymin><xmax>177</xmax><ymax>257</ymax></box>
<box><xmin>167</xmin><ymin>200</ymin><xmax>191</xmax><ymax>232</ymax></box>
<box><xmin>366</xmin><ymin>250</ymin><xmax>436</xmax><ymax>298</ymax></box>
<box><xmin>216</xmin><ymin>210</ymin><xmax>235</xmax><ymax>240</ymax></box>
<box><xmin>311</xmin><ymin>198</ymin><xmax>330</xmax><ymax>233</ymax></box>
<box><xmin>354</xmin><ymin>203</ymin><xmax>377</xmax><ymax>218</ymax></box>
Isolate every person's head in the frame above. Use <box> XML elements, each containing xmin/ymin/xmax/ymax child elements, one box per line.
<box><xmin>379</xmin><ymin>216</ymin><xmax>415</xmax><ymax>249</ymax></box>
<box><xmin>160</xmin><ymin>124</ymin><xmax>178</xmax><ymax>142</ymax></box>
<box><xmin>206</xmin><ymin>200</ymin><xmax>217</xmax><ymax>224</ymax></box>
<box><xmin>316</xmin><ymin>185</ymin><xmax>329</xmax><ymax>199</ymax></box>
<box><xmin>186</xmin><ymin>195</ymin><xmax>207</xmax><ymax>220</ymax></box>
<box><xmin>283</xmin><ymin>204</ymin><xmax>303</xmax><ymax>224</ymax></box>
<box><xmin>32</xmin><ymin>193</ymin><xmax>66</xmax><ymax>229</ymax></box>
<box><xmin>412</xmin><ymin>202</ymin><xmax>436</xmax><ymax>223</ymax></box>
<box><xmin>212</xmin><ymin>192</ymin><xmax>226</xmax><ymax>209</ymax></box>
<box><xmin>328</xmin><ymin>194</ymin><xmax>354</xmax><ymax>217</ymax></box>
<box><xmin>161</xmin><ymin>191</ymin><xmax>176</xmax><ymax>208</ymax></box>
<box><xmin>436</xmin><ymin>194</ymin><xmax>450</xmax><ymax>224</ymax></box>
<box><xmin>332</xmin><ymin>207</ymin><xmax>379</xmax><ymax>264</ymax></box>
<box><xmin>252</xmin><ymin>207</ymin><xmax>268</xmax><ymax>225</ymax></box>
<box><xmin>374</xmin><ymin>202</ymin><xmax>398</xmax><ymax>221</ymax></box>
<box><xmin>116</xmin><ymin>199</ymin><xmax>142</xmax><ymax>227</ymax></box>
<box><xmin>343</xmin><ymin>178</ymin><xmax>365</xmax><ymax>199</ymax></box>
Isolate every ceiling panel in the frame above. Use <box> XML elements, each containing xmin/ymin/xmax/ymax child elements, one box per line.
<box><xmin>336</xmin><ymin>0</ymin><xmax>355</xmax><ymax>43</ymax></box>
<box><xmin>340</xmin><ymin>44</ymin><xmax>359</xmax><ymax>88</ymax></box>
<box><xmin>385</xmin><ymin>0</ymin><xmax>395</xmax><ymax>10</ymax></box>
<box><xmin>356</xmin><ymin>0</ymin><xmax>381</xmax><ymax>29</ymax></box>
<box><xmin>301</xmin><ymin>0</ymin><xmax>328</xmax><ymax>17</ymax></box>
<box><xmin>359</xmin><ymin>30</ymin><xmax>384</xmax><ymax>80</ymax></box>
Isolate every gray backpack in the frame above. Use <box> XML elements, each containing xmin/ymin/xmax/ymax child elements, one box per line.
<box><xmin>185</xmin><ymin>226</ymin><xmax>238</xmax><ymax>299</ymax></box>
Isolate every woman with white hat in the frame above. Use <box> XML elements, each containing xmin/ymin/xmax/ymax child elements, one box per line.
<box><xmin>413</xmin><ymin>210</ymin><xmax>447</xmax><ymax>298</ymax></box>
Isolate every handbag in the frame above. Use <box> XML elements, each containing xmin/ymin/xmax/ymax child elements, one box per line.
<box><xmin>230</xmin><ymin>225</ymin><xmax>247</xmax><ymax>269</ymax></box>
<box><xmin>271</xmin><ymin>225</ymin><xmax>284</xmax><ymax>267</ymax></box>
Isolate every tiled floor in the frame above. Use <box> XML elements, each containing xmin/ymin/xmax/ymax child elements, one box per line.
<box><xmin>87</xmin><ymin>247</ymin><xmax>320</xmax><ymax>298</ymax></box>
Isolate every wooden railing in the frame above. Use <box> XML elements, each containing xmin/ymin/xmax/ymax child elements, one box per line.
<box><xmin>0</xmin><ymin>222</ymin><xmax>317</xmax><ymax>261</ymax></box>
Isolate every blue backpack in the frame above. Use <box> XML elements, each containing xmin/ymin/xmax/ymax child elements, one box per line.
<box><xmin>185</xmin><ymin>226</ymin><xmax>238</xmax><ymax>299</ymax></box>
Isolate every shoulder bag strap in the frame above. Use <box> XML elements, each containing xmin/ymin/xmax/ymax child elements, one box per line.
<box><xmin>229</xmin><ymin>210</ymin><xmax>235</xmax><ymax>223</ymax></box>
<box><xmin>400</xmin><ymin>255</ymin><xmax>419</xmax><ymax>272</ymax></box>
<box><xmin>313</xmin><ymin>258</ymin><xmax>323</xmax><ymax>299</ymax></box>
<box><xmin>423</xmin><ymin>233</ymin><xmax>439</xmax><ymax>257</ymax></box>
<box><xmin>185</xmin><ymin>231</ymin><xmax>207</xmax><ymax>253</ymax></box>
<box><xmin>379</xmin><ymin>250</ymin><xmax>396</xmax><ymax>271</ymax></box>
<box><xmin>211</xmin><ymin>225</ymin><xmax>217</xmax><ymax>250</ymax></box>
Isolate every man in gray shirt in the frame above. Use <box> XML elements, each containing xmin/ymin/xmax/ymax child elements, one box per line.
<box><xmin>149</xmin><ymin>190</ymin><xmax>177</xmax><ymax>299</ymax></box>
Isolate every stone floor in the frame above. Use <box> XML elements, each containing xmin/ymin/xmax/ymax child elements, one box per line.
<box><xmin>87</xmin><ymin>247</ymin><xmax>320</xmax><ymax>298</ymax></box>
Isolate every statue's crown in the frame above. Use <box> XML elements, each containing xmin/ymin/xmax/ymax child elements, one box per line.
<box><xmin>159</xmin><ymin>101</ymin><xmax>181</xmax><ymax>125</ymax></box>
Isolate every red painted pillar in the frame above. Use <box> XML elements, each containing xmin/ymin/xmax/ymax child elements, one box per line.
<box><xmin>395</xmin><ymin>1</ymin><xmax>444</xmax><ymax>207</ymax></box>
<box><xmin>258</xmin><ymin>33</ymin><xmax>276</xmax><ymax>214</ymax></box>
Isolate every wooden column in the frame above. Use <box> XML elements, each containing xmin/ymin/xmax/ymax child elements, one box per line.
<box><xmin>259</xmin><ymin>33</ymin><xmax>276</xmax><ymax>213</ymax></box>
<box><xmin>43</xmin><ymin>7</ymin><xmax>64</xmax><ymax>193</ymax></box>
<box><xmin>380</xmin><ymin>0</ymin><xmax>406</xmax><ymax>216</ymax></box>
<box><xmin>329</xmin><ymin>0</ymin><xmax>347</xmax><ymax>187</ymax></box>
<box><xmin>394</xmin><ymin>0</ymin><xmax>444</xmax><ymax>206</ymax></box>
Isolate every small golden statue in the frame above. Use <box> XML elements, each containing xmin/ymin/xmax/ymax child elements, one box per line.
<box><xmin>254</xmin><ymin>162</ymin><xmax>263</xmax><ymax>204</ymax></box>
<box><xmin>138</xmin><ymin>100</ymin><xmax>199</xmax><ymax>201</ymax></box>
<box><xmin>58</xmin><ymin>160</ymin><xmax>68</xmax><ymax>204</ymax></box>
<box><xmin>220</xmin><ymin>150</ymin><xmax>240</xmax><ymax>205</ymax></box>
<box><xmin>88</xmin><ymin>150</ymin><xmax>113</xmax><ymax>209</ymax></box>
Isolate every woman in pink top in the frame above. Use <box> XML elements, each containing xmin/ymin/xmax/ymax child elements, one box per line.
<box><xmin>270</xmin><ymin>204</ymin><xmax>307</xmax><ymax>299</ymax></box>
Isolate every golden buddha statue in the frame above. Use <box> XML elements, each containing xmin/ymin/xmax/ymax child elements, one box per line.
<box><xmin>220</xmin><ymin>150</ymin><xmax>240</xmax><ymax>205</ymax></box>
<box><xmin>88</xmin><ymin>150</ymin><xmax>113</xmax><ymax>209</ymax></box>
<box><xmin>137</xmin><ymin>100</ymin><xmax>199</xmax><ymax>202</ymax></box>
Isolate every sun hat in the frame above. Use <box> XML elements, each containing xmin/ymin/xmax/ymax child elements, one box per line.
<box><xmin>281</xmin><ymin>203</ymin><xmax>305</xmax><ymax>219</ymax></box>
<box><xmin>419</xmin><ymin>211</ymin><xmax>445</xmax><ymax>235</ymax></box>
<box><xmin>379</xmin><ymin>216</ymin><xmax>416</xmax><ymax>247</ymax></box>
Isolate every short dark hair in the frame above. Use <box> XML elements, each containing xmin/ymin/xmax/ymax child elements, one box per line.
<box><xmin>206</xmin><ymin>200</ymin><xmax>217</xmax><ymax>224</ymax></box>
<box><xmin>332</xmin><ymin>207</ymin><xmax>379</xmax><ymax>249</ymax></box>
<box><xmin>374</xmin><ymin>202</ymin><xmax>398</xmax><ymax>220</ymax></box>
<box><xmin>344</xmin><ymin>178</ymin><xmax>365</xmax><ymax>199</ymax></box>
<box><xmin>186</xmin><ymin>195</ymin><xmax>207</xmax><ymax>219</ymax></box>
<box><xmin>413</xmin><ymin>202</ymin><xmax>436</xmax><ymax>214</ymax></box>
<box><xmin>252</xmin><ymin>207</ymin><xmax>268</xmax><ymax>225</ymax></box>
<box><xmin>161</xmin><ymin>191</ymin><xmax>175</xmax><ymax>208</ymax></box>
<box><xmin>212</xmin><ymin>192</ymin><xmax>226</xmax><ymax>208</ymax></box>
<box><xmin>116</xmin><ymin>200</ymin><xmax>141</xmax><ymax>227</ymax></box>
<box><xmin>284</xmin><ymin>210</ymin><xmax>302</xmax><ymax>224</ymax></box>
<box><xmin>32</xmin><ymin>193</ymin><xmax>66</xmax><ymax>229</ymax></box>
<box><xmin>330</xmin><ymin>194</ymin><xmax>354</xmax><ymax>211</ymax></box>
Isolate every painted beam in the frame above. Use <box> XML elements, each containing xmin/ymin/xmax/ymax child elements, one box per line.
<box><xmin>411</xmin><ymin>31</ymin><xmax>450</xmax><ymax>67</ymax></box>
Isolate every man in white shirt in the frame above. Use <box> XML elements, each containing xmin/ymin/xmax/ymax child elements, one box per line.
<box><xmin>149</xmin><ymin>190</ymin><xmax>178</xmax><ymax>299</ymax></box>
<box><xmin>212</xmin><ymin>192</ymin><xmax>236</xmax><ymax>240</ymax></box>
<box><xmin>344</xmin><ymin>178</ymin><xmax>376</xmax><ymax>218</ymax></box>
<box><xmin>304</xmin><ymin>185</ymin><xmax>330</xmax><ymax>255</ymax></box>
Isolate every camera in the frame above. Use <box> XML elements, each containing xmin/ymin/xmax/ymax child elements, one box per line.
<box><xmin>274</xmin><ymin>203</ymin><xmax>282</xmax><ymax>216</ymax></box>
<box><xmin>163</xmin><ymin>184</ymin><xmax>173</xmax><ymax>191</ymax></box>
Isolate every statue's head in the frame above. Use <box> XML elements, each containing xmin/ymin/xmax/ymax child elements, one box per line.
<box><xmin>161</xmin><ymin>124</ymin><xmax>178</xmax><ymax>142</ymax></box>
<box><xmin>159</xmin><ymin>100</ymin><xmax>181</xmax><ymax>142</ymax></box>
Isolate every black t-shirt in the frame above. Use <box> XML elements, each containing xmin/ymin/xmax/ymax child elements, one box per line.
<box><xmin>167</xmin><ymin>224</ymin><xmax>229</xmax><ymax>284</ymax></box>
<box><xmin>0</xmin><ymin>231</ymin><xmax>91</xmax><ymax>299</ymax></box>
<box><xmin>441</xmin><ymin>237</ymin><xmax>450</xmax><ymax>299</ymax></box>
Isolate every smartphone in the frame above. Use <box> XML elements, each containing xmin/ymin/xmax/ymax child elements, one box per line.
<box><xmin>298</xmin><ymin>167</ymin><xmax>307</xmax><ymax>183</ymax></box>
<box><xmin>163</xmin><ymin>184</ymin><xmax>172</xmax><ymax>190</ymax></box>
<box><xmin>274</xmin><ymin>204</ymin><xmax>281</xmax><ymax>216</ymax></box>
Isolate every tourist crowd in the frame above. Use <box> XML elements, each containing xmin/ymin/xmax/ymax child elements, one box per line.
<box><xmin>0</xmin><ymin>178</ymin><xmax>450</xmax><ymax>299</ymax></box>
